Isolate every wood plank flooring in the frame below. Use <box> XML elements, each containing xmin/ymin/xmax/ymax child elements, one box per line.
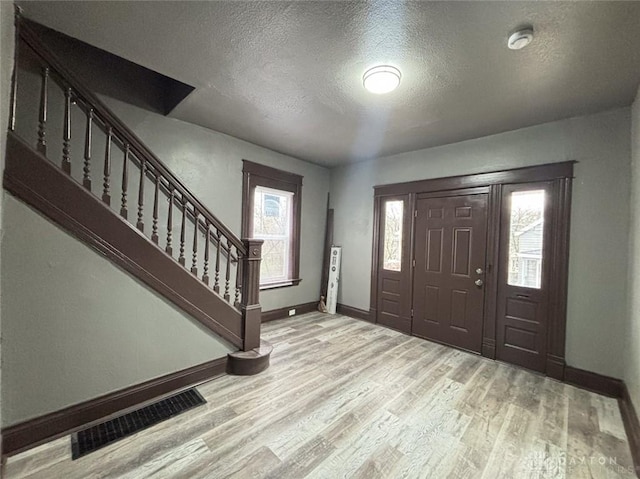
<box><xmin>4</xmin><ymin>313</ymin><xmax>637</xmax><ymax>478</ymax></box>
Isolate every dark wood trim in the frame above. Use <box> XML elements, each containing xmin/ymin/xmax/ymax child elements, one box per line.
<box><xmin>416</xmin><ymin>186</ymin><xmax>491</xmax><ymax>199</ymax></box>
<box><xmin>620</xmin><ymin>383</ymin><xmax>640</xmax><ymax>477</ymax></box>
<box><xmin>407</xmin><ymin>192</ymin><xmax>417</xmax><ymax>328</ymax></box>
<box><xmin>2</xmin><ymin>357</ymin><xmax>227</xmax><ymax>457</ymax></box>
<box><xmin>337</xmin><ymin>303</ymin><xmax>372</xmax><ymax>322</ymax></box>
<box><xmin>261</xmin><ymin>301</ymin><xmax>317</xmax><ymax>323</ymax></box>
<box><xmin>564</xmin><ymin>366</ymin><xmax>624</xmax><ymax>398</ymax></box>
<box><xmin>482</xmin><ymin>338</ymin><xmax>496</xmax><ymax>359</ymax></box>
<box><xmin>369</xmin><ymin>195</ymin><xmax>381</xmax><ymax>319</ymax></box>
<box><xmin>227</xmin><ymin>340</ymin><xmax>273</xmax><ymax>376</ymax></box>
<box><xmin>481</xmin><ymin>184</ymin><xmax>501</xmax><ymax>359</ymax></box>
<box><xmin>239</xmin><ymin>239</ymin><xmax>263</xmax><ymax>351</ymax></box>
<box><xmin>241</xmin><ymin>160</ymin><xmax>302</xmax><ymax>287</ymax></box>
<box><xmin>241</xmin><ymin>159</ymin><xmax>304</xmax><ymax>188</ymax></box>
<box><xmin>546</xmin><ymin>177</ymin><xmax>572</xmax><ymax>380</ymax></box>
<box><xmin>546</xmin><ymin>354</ymin><xmax>566</xmax><ymax>381</ymax></box>
<box><xmin>320</xmin><ymin>195</ymin><xmax>333</xmax><ymax>298</ymax></box>
<box><xmin>374</xmin><ymin>161</ymin><xmax>576</xmax><ymax>197</ymax></box>
<box><xmin>259</xmin><ymin>279</ymin><xmax>302</xmax><ymax>291</ymax></box>
<box><xmin>4</xmin><ymin>132</ymin><xmax>243</xmax><ymax>348</ymax></box>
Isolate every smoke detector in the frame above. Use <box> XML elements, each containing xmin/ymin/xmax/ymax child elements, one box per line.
<box><xmin>508</xmin><ymin>28</ymin><xmax>534</xmax><ymax>50</ymax></box>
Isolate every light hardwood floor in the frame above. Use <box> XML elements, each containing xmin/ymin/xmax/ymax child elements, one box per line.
<box><xmin>4</xmin><ymin>313</ymin><xmax>637</xmax><ymax>479</ymax></box>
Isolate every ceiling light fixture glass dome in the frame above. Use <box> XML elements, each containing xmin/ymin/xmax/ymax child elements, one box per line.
<box><xmin>363</xmin><ymin>65</ymin><xmax>401</xmax><ymax>94</ymax></box>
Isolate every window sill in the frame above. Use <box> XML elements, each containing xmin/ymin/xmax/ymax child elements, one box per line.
<box><xmin>259</xmin><ymin>278</ymin><xmax>302</xmax><ymax>291</ymax></box>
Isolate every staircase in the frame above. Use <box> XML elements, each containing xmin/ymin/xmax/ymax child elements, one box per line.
<box><xmin>3</xmin><ymin>12</ymin><xmax>270</xmax><ymax>454</ymax></box>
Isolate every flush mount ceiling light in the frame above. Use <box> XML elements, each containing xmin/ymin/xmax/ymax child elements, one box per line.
<box><xmin>363</xmin><ymin>65</ymin><xmax>401</xmax><ymax>94</ymax></box>
<box><xmin>508</xmin><ymin>27</ymin><xmax>534</xmax><ymax>50</ymax></box>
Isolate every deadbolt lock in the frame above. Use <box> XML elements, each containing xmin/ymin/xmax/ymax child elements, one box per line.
<box><xmin>476</xmin><ymin>268</ymin><xmax>484</xmax><ymax>275</ymax></box>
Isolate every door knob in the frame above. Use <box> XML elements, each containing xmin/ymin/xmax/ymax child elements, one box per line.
<box><xmin>474</xmin><ymin>279</ymin><xmax>484</xmax><ymax>287</ymax></box>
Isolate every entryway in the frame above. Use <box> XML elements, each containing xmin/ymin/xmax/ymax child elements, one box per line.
<box><xmin>371</xmin><ymin>162</ymin><xmax>573</xmax><ymax>378</ymax></box>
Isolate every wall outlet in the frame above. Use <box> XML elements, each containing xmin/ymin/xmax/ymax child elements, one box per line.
<box><xmin>288</xmin><ymin>309</ymin><xmax>296</xmax><ymax>316</ymax></box>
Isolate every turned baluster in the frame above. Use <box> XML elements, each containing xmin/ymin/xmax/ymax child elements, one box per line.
<box><xmin>136</xmin><ymin>156</ymin><xmax>146</xmax><ymax>231</ymax></box>
<box><xmin>202</xmin><ymin>221</ymin><xmax>210</xmax><ymax>285</ymax></box>
<box><xmin>234</xmin><ymin>247</ymin><xmax>242</xmax><ymax>308</ymax></box>
<box><xmin>224</xmin><ymin>238</ymin><xmax>232</xmax><ymax>302</ymax></box>
<box><xmin>102</xmin><ymin>127</ymin><xmax>112</xmax><ymax>205</ymax></box>
<box><xmin>214</xmin><ymin>229</ymin><xmax>221</xmax><ymax>293</ymax></box>
<box><xmin>61</xmin><ymin>87</ymin><xmax>71</xmax><ymax>174</ymax></box>
<box><xmin>178</xmin><ymin>196</ymin><xmax>186</xmax><ymax>266</ymax></box>
<box><xmin>83</xmin><ymin>108</ymin><xmax>93</xmax><ymax>190</ymax></box>
<box><xmin>8</xmin><ymin>6</ymin><xmax>19</xmax><ymax>132</ymax></box>
<box><xmin>191</xmin><ymin>211</ymin><xmax>199</xmax><ymax>275</ymax></box>
<box><xmin>120</xmin><ymin>144</ymin><xmax>129</xmax><ymax>219</ymax></box>
<box><xmin>151</xmin><ymin>173</ymin><xmax>159</xmax><ymax>244</ymax></box>
<box><xmin>166</xmin><ymin>186</ymin><xmax>174</xmax><ymax>255</ymax></box>
<box><xmin>37</xmin><ymin>66</ymin><xmax>49</xmax><ymax>155</ymax></box>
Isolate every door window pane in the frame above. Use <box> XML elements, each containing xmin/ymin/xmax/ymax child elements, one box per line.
<box><xmin>383</xmin><ymin>200</ymin><xmax>403</xmax><ymax>271</ymax></box>
<box><xmin>508</xmin><ymin>190</ymin><xmax>545</xmax><ymax>288</ymax></box>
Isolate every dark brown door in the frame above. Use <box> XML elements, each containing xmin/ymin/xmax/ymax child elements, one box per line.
<box><xmin>376</xmin><ymin>196</ymin><xmax>412</xmax><ymax>334</ymax></box>
<box><xmin>496</xmin><ymin>183</ymin><xmax>552</xmax><ymax>372</ymax></box>
<box><xmin>412</xmin><ymin>193</ymin><xmax>488</xmax><ymax>352</ymax></box>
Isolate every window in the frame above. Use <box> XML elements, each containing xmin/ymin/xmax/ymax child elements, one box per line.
<box><xmin>507</xmin><ymin>190</ymin><xmax>545</xmax><ymax>288</ymax></box>
<box><xmin>242</xmin><ymin>160</ymin><xmax>302</xmax><ymax>288</ymax></box>
<box><xmin>383</xmin><ymin>200</ymin><xmax>403</xmax><ymax>271</ymax></box>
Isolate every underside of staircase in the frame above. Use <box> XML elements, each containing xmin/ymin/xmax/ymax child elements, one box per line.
<box><xmin>2</xmin><ymin>12</ymin><xmax>271</xmax><ymax>456</ymax></box>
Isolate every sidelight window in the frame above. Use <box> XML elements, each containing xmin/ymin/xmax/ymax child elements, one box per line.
<box><xmin>383</xmin><ymin>200</ymin><xmax>404</xmax><ymax>271</ymax></box>
<box><xmin>507</xmin><ymin>190</ymin><xmax>545</xmax><ymax>288</ymax></box>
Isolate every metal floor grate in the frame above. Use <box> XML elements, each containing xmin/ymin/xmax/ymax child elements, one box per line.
<box><xmin>71</xmin><ymin>388</ymin><xmax>206</xmax><ymax>460</ymax></box>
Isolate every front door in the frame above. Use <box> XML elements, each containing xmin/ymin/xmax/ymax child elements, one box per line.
<box><xmin>412</xmin><ymin>193</ymin><xmax>488</xmax><ymax>352</ymax></box>
<box><xmin>496</xmin><ymin>183</ymin><xmax>552</xmax><ymax>372</ymax></box>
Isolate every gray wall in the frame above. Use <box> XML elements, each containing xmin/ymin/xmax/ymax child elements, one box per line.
<box><xmin>1</xmin><ymin>193</ymin><xmax>234</xmax><ymax>427</ymax></box>
<box><xmin>626</xmin><ymin>85</ymin><xmax>640</xmax><ymax>412</ymax></box>
<box><xmin>331</xmin><ymin>107</ymin><xmax>631</xmax><ymax>379</ymax></box>
<box><xmin>101</xmin><ymin>97</ymin><xmax>331</xmax><ymax>312</ymax></box>
<box><xmin>1</xmin><ymin>0</ymin><xmax>16</xmax><ymax>448</ymax></box>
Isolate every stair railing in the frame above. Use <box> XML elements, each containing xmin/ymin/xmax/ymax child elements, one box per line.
<box><xmin>8</xmin><ymin>13</ymin><xmax>262</xmax><ymax>350</ymax></box>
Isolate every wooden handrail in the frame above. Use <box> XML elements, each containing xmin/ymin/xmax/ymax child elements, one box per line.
<box><xmin>52</xmin><ymin>95</ymin><xmax>240</xmax><ymax>264</ymax></box>
<box><xmin>17</xmin><ymin>20</ymin><xmax>246</xmax><ymax>256</ymax></box>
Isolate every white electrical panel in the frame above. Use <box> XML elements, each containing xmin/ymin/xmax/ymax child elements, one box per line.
<box><xmin>326</xmin><ymin>246</ymin><xmax>341</xmax><ymax>314</ymax></box>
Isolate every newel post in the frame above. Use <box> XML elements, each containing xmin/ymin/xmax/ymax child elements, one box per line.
<box><xmin>241</xmin><ymin>238</ymin><xmax>263</xmax><ymax>351</ymax></box>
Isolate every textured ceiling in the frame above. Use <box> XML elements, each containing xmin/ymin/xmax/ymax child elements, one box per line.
<box><xmin>19</xmin><ymin>1</ymin><xmax>640</xmax><ymax>167</ymax></box>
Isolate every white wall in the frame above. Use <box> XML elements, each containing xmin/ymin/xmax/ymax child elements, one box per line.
<box><xmin>1</xmin><ymin>194</ymin><xmax>234</xmax><ymax>427</ymax></box>
<box><xmin>101</xmin><ymin>97</ymin><xmax>331</xmax><ymax>312</ymax></box>
<box><xmin>331</xmin><ymin>108</ymin><xmax>631</xmax><ymax>379</ymax></box>
<box><xmin>627</xmin><ymin>86</ymin><xmax>640</xmax><ymax>412</ymax></box>
<box><xmin>0</xmin><ymin>0</ymin><xmax>16</xmax><ymax>450</ymax></box>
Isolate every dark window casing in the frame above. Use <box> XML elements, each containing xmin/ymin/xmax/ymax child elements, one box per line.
<box><xmin>242</xmin><ymin>160</ymin><xmax>302</xmax><ymax>289</ymax></box>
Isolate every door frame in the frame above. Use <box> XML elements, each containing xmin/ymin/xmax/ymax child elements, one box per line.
<box><xmin>370</xmin><ymin>161</ymin><xmax>574</xmax><ymax>380</ymax></box>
